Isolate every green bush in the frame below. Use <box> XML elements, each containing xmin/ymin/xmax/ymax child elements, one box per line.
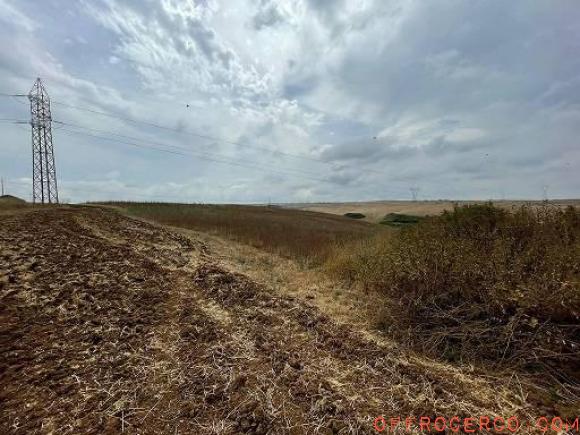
<box><xmin>344</xmin><ymin>212</ymin><xmax>366</xmax><ymax>219</ymax></box>
<box><xmin>380</xmin><ymin>213</ymin><xmax>423</xmax><ymax>226</ymax></box>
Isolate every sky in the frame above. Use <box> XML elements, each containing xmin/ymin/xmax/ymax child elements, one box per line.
<box><xmin>0</xmin><ymin>0</ymin><xmax>579</xmax><ymax>203</ymax></box>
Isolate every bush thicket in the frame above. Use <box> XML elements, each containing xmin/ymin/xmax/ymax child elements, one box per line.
<box><xmin>327</xmin><ymin>204</ymin><xmax>580</xmax><ymax>381</ymax></box>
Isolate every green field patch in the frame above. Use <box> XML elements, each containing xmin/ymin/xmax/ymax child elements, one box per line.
<box><xmin>343</xmin><ymin>212</ymin><xmax>366</xmax><ymax>219</ymax></box>
<box><xmin>379</xmin><ymin>212</ymin><xmax>423</xmax><ymax>226</ymax></box>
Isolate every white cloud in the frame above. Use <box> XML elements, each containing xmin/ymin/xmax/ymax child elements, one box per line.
<box><xmin>0</xmin><ymin>0</ymin><xmax>37</xmax><ymax>32</ymax></box>
<box><xmin>0</xmin><ymin>0</ymin><xmax>578</xmax><ymax>202</ymax></box>
<box><xmin>446</xmin><ymin>128</ymin><xmax>486</xmax><ymax>143</ymax></box>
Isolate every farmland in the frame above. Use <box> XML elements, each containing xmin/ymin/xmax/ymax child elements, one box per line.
<box><xmin>1</xmin><ymin>1</ymin><xmax>579</xmax><ymax>432</ymax></box>
<box><xmin>102</xmin><ymin>202</ymin><xmax>381</xmax><ymax>264</ymax></box>
<box><xmin>0</xmin><ymin>202</ymin><xmax>578</xmax><ymax>433</ymax></box>
<box><xmin>291</xmin><ymin>199</ymin><xmax>580</xmax><ymax>223</ymax></box>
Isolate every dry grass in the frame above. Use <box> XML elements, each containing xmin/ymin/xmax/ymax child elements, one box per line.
<box><xmin>109</xmin><ymin>200</ymin><xmax>579</xmax><ymax>413</ymax></box>
<box><xmin>3</xmin><ymin>206</ymin><xmax>539</xmax><ymax>432</ymax></box>
<box><xmin>101</xmin><ymin>202</ymin><xmax>380</xmax><ymax>264</ymax></box>
<box><xmin>176</xmin><ymin>223</ymin><xmax>382</xmax><ymax>332</ymax></box>
<box><xmin>0</xmin><ymin>195</ymin><xmax>30</xmax><ymax>213</ymax></box>
<box><xmin>293</xmin><ymin>199</ymin><xmax>580</xmax><ymax>223</ymax></box>
<box><xmin>326</xmin><ymin>204</ymin><xmax>580</xmax><ymax>390</ymax></box>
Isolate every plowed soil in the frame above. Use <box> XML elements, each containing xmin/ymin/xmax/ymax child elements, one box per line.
<box><xmin>0</xmin><ymin>207</ymin><xmax>542</xmax><ymax>434</ymax></box>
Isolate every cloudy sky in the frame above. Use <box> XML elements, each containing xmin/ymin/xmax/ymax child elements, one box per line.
<box><xmin>0</xmin><ymin>0</ymin><xmax>578</xmax><ymax>203</ymax></box>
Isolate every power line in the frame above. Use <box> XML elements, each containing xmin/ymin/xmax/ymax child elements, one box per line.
<box><xmin>53</xmin><ymin>118</ymin><xmax>331</xmax><ymax>179</ymax></box>
<box><xmin>1</xmin><ymin>93</ymin><xmax>342</xmax><ymax>185</ymax></box>
<box><xmin>56</xmin><ymin>126</ymin><xmax>335</xmax><ymax>184</ymax></box>
<box><xmin>0</xmin><ymin>118</ymin><xmax>27</xmax><ymax>123</ymax></box>
<box><xmin>1</xmin><ymin>90</ymin><xmax>406</xmax><ymax>187</ymax></box>
<box><xmin>1</xmin><ymin>113</ymin><xmax>404</xmax><ymax>193</ymax></box>
<box><xmin>5</xmin><ymin>178</ymin><xmax>231</xmax><ymax>202</ymax></box>
<box><xmin>50</xmin><ymin>100</ymin><xmax>336</xmax><ymax>165</ymax></box>
<box><xmin>5</xmin><ymin>179</ymin><xmax>174</xmax><ymax>199</ymax></box>
<box><xmin>0</xmin><ymin>92</ymin><xmax>27</xmax><ymax>97</ymax></box>
<box><xmin>1</xmin><ymin>92</ymin><xmax>383</xmax><ymax>173</ymax></box>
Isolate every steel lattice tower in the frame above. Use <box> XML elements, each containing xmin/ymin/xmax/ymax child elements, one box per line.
<box><xmin>29</xmin><ymin>78</ymin><xmax>59</xmax><ymax>204</ymax></box>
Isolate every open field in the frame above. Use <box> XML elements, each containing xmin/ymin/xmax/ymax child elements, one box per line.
<box><xmin>114</xmin><ymin>202</ymin><xmax>580</xmax><ymax>407</ymax></box>
<box><xmin>0</xmin><ymin>205</ymin><xmax>534</xmax><ymax>433</ymax></box>
<box><xmin>100</xmin><ymin>202</ymin><xmax>380</xmax><ymax>264</ymax></box>
<box><xmin>1</xmin><ymin>203</ymin><xmax>578</xmax><ymax>433</ymax></box>
<box><xmin>289</xmin><ymin>199</ymin><xmax>580</xmax><ymax>223</ymax></box>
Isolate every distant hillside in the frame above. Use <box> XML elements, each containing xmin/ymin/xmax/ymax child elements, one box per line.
<box><xmin>0</xmin><ymin>195</ymin><xmax>26</xmax><ymax>204</ymax></box>
<box><xmin>290</xmin><ymin>199</ymin><xmax>580</xmax><ymax>223</ymax></box>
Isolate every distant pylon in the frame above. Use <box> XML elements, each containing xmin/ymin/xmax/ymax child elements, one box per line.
<box><xmin>410</xmin><ymin>187</ymin><xmax>420</xmax><ymax>201</ymax></box>
<box><xmin>29</xmin><ymin>78</ymin><xmax>59</xmax><ymax>204</ymax></box>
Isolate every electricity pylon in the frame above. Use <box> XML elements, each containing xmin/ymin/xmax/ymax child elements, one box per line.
<box><xmin>29</xmin><ymin>78</ymin><xmax>59</xmax><ymax>204</ymax></box>
<box><xmin>410</xmin><ymin>187</ymin><xmax>420</xmax><ymax>201</ymax></box>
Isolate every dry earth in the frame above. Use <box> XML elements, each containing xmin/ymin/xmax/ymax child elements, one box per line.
<box><xmin>290</xmin><ymin>200</ymin><xmax>580</xmax><ymax>223</ymax></box>
<box><xmin>0</xmin><ymin>206</ymin><xmax>559</xmax><ymax>434</ymax></box>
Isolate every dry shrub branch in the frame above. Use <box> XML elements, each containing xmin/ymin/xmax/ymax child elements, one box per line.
<box><xmin>327</xmin><ymin>204</ymin><xmax>580</xmax><ymax>387</ymax></box>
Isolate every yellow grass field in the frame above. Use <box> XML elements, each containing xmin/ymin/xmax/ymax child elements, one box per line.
<box><xmin>289</xmin><ymin>199</ymin><xmax>580</xmax><ymax>223</ymax></box>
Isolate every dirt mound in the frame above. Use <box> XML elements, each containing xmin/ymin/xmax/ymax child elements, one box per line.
<box><xmin>0</xmin><ymin>195</ymin><xmax>25</xmax><ymax>203</ymax></box>
<box><xmin>0</xmin><ymin>195</ymin><xmax>26</xmax><ymax>208</ymax></box>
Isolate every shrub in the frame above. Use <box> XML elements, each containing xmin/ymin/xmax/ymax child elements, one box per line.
<box><xmin>327</xmin><ymin>204</ymin><xmax>580</xmax><ymax>380</ymax></box>
<box><xmin>379</xmin><ymin>213</ymin><xmax>423</xmax><ymax>226</ymax></box>
<box><xmin>343</xmin><ymin>212</ymin><xmax>366</xmax><ymax>219</ymax></box>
